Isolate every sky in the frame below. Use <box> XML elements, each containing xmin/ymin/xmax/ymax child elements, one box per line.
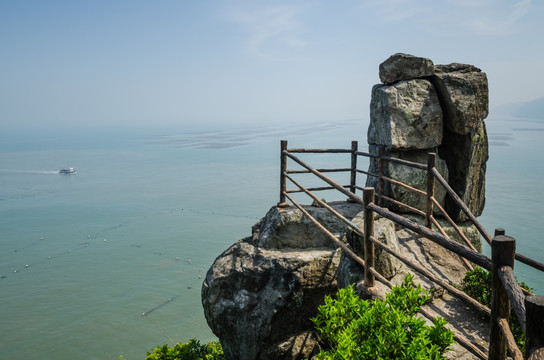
<box><xmin>1</xmin><ymin>0</ymin><xmax>543</xmax><ymax>133</ymax></box>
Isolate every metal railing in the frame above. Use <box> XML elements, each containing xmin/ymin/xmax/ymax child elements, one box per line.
<box><xmin>278</xmin><ymin>140</ymin><xmax>544</xmax><ymax>360</ymax></box>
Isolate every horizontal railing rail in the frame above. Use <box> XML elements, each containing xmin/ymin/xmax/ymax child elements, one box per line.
<box><xmin>282</xmin><ymin>187</ymin><xmax>488</xmax><ymax>359</ymax></box>
<box><xmin>278</xmin><ymin>140</ymin><xmax>544</xmax><ymax>360</ymax></box>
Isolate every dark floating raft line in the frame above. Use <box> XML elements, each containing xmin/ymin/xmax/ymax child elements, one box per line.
<box><xmin>142</xmin><ymin>295</ymin><xmax>179</xmax><ymax>317</ymax></box>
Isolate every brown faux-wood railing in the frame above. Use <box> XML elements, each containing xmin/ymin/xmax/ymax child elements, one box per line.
<box><xmin>278</xmin><ymin>140</ymin><xmax>544</xmax><ymax>360</ymax></box>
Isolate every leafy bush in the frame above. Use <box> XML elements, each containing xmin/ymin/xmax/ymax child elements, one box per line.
<box><xmin>459</xmin><ymin>266</ymin><xmax>533</xmax><ymax>354</ymax></box>
<box><xmin>459</xmin><ymin>266</ymin><xmax>492</xmax><ymax>305</ymax></box>
<box><xmin>311</xmin><ymin>274</ymin><xmax>454</xmax><ymax>359</ymax></box>
<box><xmin>146</xmin><ymin>339</ymin><xmax>224</xmax><ymax>360</ymax></box>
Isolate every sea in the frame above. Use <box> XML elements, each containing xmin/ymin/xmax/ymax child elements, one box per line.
<box><xmin>1</xmin><ymin>115</ymin><xmax>543</xmax><ymax>359</ymax></box>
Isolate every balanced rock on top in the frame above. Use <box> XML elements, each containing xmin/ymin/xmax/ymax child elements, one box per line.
<box><xmin>367</xmin><ymin>53</ymin><xmax>489</xmax><ymax>222</ymax></box>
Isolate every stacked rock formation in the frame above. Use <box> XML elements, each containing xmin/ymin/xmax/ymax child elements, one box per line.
<box><xmin>201</xmin><ymin>54</ymin><xmax>490</xmax><ymax>360</ymax></box>
<box><xmin>367</xmin><ymin>53</ymin><xmax>489</xmax><ymax>221</ymax></box>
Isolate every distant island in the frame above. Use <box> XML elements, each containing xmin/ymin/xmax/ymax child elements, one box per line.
<box><xmin>493</xmin><ymin>96</ymin><xmax>544</xmax><ymax>119</ymax></box>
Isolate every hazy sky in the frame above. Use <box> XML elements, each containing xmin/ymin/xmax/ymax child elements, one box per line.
<box><xmin>1</xmin><ymin>0</ymin><xmax>542</xmax><ymax>132</ymax></box>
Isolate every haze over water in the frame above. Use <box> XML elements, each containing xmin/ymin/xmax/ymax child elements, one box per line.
<box><xmin>0</xmin><ymin>115</ymin><xmax>543</xmax><ymax>359</ymax></box>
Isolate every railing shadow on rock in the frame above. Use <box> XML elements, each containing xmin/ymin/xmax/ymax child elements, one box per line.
<box><xmin>278</xmin><ymin>140</ymin><xmax>544</xmax><ymax>360</ymax></box>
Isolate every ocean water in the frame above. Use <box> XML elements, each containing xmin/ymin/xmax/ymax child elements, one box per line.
<box><xmin>0</xmin><ymin>116</ymin><xmax>542</xmax><ymax>359</ymax></box>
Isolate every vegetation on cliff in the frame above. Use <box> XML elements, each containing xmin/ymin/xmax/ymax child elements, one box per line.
<box><xmin>145</xmin><ymin>339</ymin><xmax>224</xmax><ymax>360</ymax></box>
<box><xmin>147</xmin><ymin>268</ymin><xmax>537</xmax><ymax>359</ymax></box>
<box><xmin>311</xmin><ymin>274</ymin><xmax>454</xmax><ymax>359</ymax></box>
<box><xmin>459</xmin><ymin>266</ymin><xmax>533</xmax><ymax>355</ymax></box>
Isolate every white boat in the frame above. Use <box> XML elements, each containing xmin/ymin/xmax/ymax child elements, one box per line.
<box><xmin>59</xmin><ymin>167</ymin><xmax>77</xmax><ymax>174</ymax></box>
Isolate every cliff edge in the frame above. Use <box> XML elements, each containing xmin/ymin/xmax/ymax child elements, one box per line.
<box><xmin>202</xmin><ymin>202</ymin><xmax>488</xmax><ymax>359</ymax></box>
<box><xmin>202</xmin><ymin>54</ymin><xmax>491</xmax><ymax>359</ymax></box>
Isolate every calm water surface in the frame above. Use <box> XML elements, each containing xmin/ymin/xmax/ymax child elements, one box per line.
<box><xmin>0</xmin><ymin>117</ymin><xmax>542</xmax><ymax>359</ymax></box>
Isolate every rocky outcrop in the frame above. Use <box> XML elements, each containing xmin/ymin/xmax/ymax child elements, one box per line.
<box><xmin>201</xmin><ymin>54</ymin><xmax>491</xmax><ymax>360</ymax></box>
<box><xmin>202</xmin><ymin>238</ymin><xmax>334</xmax><ymax>360</ymax></box>
<box><xmin>202</xmin><ymin>202</ymin><xmax>485</xmax><ymax>360</ymax></box>
<box><xmin>201</xmin><ymin>202</ymin><xmax>362</xmax><ymax>360</ymax></box>
<box><xmin>367</xmin><ymin>53</ymin><xmax>489</xmax><ymax>222</ymax></box>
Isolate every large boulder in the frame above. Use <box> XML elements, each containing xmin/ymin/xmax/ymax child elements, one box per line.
<box><xmin>254</xmin><ymin>202</ymin><xmax>362</xmax><ymax>249</ymax></box>
<box><xmin>202</xmin><ymin>203</ymin><xmax>362</xmax><ymax>360</ymax></box>
<box><xmin>368</xmin><ymin>79</ymin><xmax>443</xmax><ymax>150</ymax></box>
<box><xmin>379</xmin><ymin>53</ymin><xmax>435</xmax><ymax>84</ymax></box>
<box><xmin>432</xmin><ymin>63</ymin><xmax>489</xmax><ymax>135</ymax></box>
<box><xmin>202</xmin><ymin>238</ymin><xmax>337</xmax><ymax>360</ymax></box>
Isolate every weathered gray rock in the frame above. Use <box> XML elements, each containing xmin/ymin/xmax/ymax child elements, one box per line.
<box><xmin>401</xmin><ymin>214</ymin><xmax>483</xmax><ymax>252</ymax></box>
<box><xmin>202</xmin><ymin>203</ymin><xmax>362</xmax><ymax>360</ymax></box>
<box><xmin>440</xmin><ymin>121</ymin><xmax>488</xmax><ymax>221</ymax></box>
<box><xmin>433</xmin><ymin>63</ymin><xmax>489</xmax><ymax>135</ymax></box>
<box><xmin>365</xmin><ymin>146</ymin><xmax>449</xmax><ymax>215</ymax></box>
<box><xmin>337</xmin><ymin>213</ymin><xmax>402</xmax><ymax>286</ymax></box>
<box><xmin>202</xmin><ymin>238</ymin><xmax>339</xmax><ymax>360</ymax></box>
<box><xmin>336</xmin><ymin>248</ymin><xmax>365</xmax><ymax>289</ymax></box>
<box><xmin>392</xmin><ymin>228</ymin><xmax>489</xmax><ymax>359</ymax></box>
<box><xmin>352</xmin><ymin>214</ymin><xmax>402</xmax><ymax>279</ymax></box>
<box><xmin>379</xmin><ymin>53</ymin><xmax>435</xmax><ymax>84</ymax></box>
<box><xmin>368</xmin><ymin>55</ymin><xmax>489</xmax><ymax>222</ymax></box>
<box><xmin>254</xmin><ymin>202</ymin><xmax>362</xmax><ymax>249</ymax></box>
<box><xmin>341</xmin><ymin>225</ymin><xmax>489</xmax><ymax>359</ymax></box>
<box><xmin>368</xmin><ymin>79</ymin><xmax>443</xmax><ymax>150</ymax></box>
<box><xmin>388</xmin><ymin>150</ymin><xmax>449</xmax><ymax>214</ymax></box>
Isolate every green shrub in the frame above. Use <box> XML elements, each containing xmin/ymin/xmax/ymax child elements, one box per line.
<box><xmin>459</xmin><ymin>266</ymin><xmax>492</xmax><ymax>305</ymax></box>
<box><xmin>146</xmin><ymin>339</ymin><xmax>224</xmax><ymax>360</ymax></box>
<box><xmin>311</xmin><ymin>274</ymin><xmax>454</xmax><ymax>359</ymax></box>
<box><xmin>459</xmin><ymin>266</ymin><xmax>533</xmax><ymax>355</ymax></box>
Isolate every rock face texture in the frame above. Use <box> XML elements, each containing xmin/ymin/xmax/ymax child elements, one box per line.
<box><xmin>367</xmin><ymin>53</ymin><xmax>489</xmax><ymax>221</ymax></box>
<box><xmin>379</xmin><ymin>53</ymin><xmax>434</xmax><ymax>84</ymax></box>
<box><xmin>366</xmin><ymin>145</ymin><xmax>450</xmax><ymax>214</ymax></box>
<box><xmin>440</xmin><ymin>121</ymin><xmax>489</xmax><ymax>221</ymax></box>
<box><xmin>202</xmin><ymin>202</ymin><xmax>362</xmax><ymax>360</ymax></box>
<box><xmin>433</xmin><ymin>64</ymin><xmax>489</xmax><ymax>136</ymax></box>
<box><xmin>202</xmin><ymin>238</ymin><xmax>335</xmax><ymax>360</ymax></box>
<box><xmin>368</xmin><ymin>80</ymin><xmax>443</xmax><ymax>150</ymax></box>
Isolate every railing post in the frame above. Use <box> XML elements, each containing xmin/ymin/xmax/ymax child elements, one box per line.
<box><xmin>378</xmin><ymin>145</ymin><xmax>385</xmax><ymax>207</ymax></box>
<box><xmin>363</xmin><ymin>187</ymin><xmax>375</xmax><ymax>288</ymax></box>
<box><xmin>489</xmin><ymin>231</ymin><xmax>516</xmax><ymax>360</ymax></box>
<box><xmin>349</xmin><ymin>141</ymin><xmax>358</xmax><ymax>196</ymax></box>
<box><xmin>278</xmin><ymin>140</ymin><xmax>289</xmax><ymax>207</ymax></box>
<box><xmin>495</xmin><ymin>228</ymin><xmax>506</xmax><ymax>236</ymax></box>
<box><xmin>526</xmin><ymin>295</ymin><xmax>544</xmax><ymax>359</ymax></box>
<box><xmin>425</xmin><ymin>152</ymin><xmax>436</xmax><ymax>228</ymax></box>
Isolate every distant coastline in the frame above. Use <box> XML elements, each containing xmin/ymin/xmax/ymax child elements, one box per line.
<box><xmin>492</xmin><ymin>96</ymin><xmax>544</xmax><ymax>119</ymax></box>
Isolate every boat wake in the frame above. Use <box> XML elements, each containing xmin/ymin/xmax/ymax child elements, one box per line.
<box><xmin>0</xmin><ymin>169</ymin><xmax>60</xmax><ymax>175</ymax></box>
